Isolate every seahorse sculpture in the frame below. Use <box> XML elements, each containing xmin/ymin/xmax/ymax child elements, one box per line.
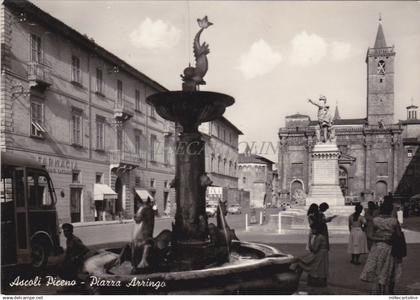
<box><xmin>181</xmin><ymin>16</ymin><xmax>213</xmax><ymax>91</ymax></box>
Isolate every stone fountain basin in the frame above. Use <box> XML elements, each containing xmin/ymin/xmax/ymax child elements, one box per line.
<box><xmin>146</xmin><ymin>91</ymin><xmax>234</xmax><ymax>129</ymax></box>
<box><xmin>83</xmin><ymin>240</ymin><xmax>299</xmax><ymax>295</ymax></box>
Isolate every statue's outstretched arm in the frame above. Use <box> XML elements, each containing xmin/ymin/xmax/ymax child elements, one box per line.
<box><xmin>308</xmin><ymin>99</ymin><xmax>320</xmax><ymax>108</ymax></box>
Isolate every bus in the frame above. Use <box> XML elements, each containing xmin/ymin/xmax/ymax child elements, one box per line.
<box><xmin>1</xmin><ymin>152</ymin><xmax>62</xmax><ymax>270</ymax></box>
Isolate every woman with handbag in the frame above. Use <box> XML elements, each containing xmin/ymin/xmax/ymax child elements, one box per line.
<box><xmin>360</xmin><ymin>201</ymin><xmax>404</xmax><ymax>294</ymax></box>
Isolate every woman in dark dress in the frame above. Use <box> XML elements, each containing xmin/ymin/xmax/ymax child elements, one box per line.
<box><xmin>306</xmin><ymin>204</ymin><xmax>319</xmax><ymax>251</ymax></box>
<box><xmin>291</xmin><ymin>223</ymin><xmax>330</xmax><ymax>287</ymax></box>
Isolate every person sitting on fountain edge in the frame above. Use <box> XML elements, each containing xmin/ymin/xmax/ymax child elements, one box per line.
<box><xmin>58</xmin><ymin>223</ymin><xmax>92</xmax><ymax>280</ymax></box>
<box><xmin>290</xmin><ymin>222</ymin><xmax>330</xmax><ymax>287</ymax></box>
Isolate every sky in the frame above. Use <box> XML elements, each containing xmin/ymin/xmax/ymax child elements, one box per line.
<box><xmin>32</xmin><ymin>1</ymin><xmax>420</xmax><ymax>162</ymax></box>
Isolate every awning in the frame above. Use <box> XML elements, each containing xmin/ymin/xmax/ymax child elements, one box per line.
<box><xmin>94</xmin><ymin>184</ymin><xmax>117</xmax><ymax>201</ymax></box>
<box><xmin>135</xmin><ymin>189</ymin><xmax>154</xmax><ymax>201</ymax></box>
<box><xmin>410</xmin><ymin>194</ymin><xmax>420</xmax><ymax>200</ymax></box>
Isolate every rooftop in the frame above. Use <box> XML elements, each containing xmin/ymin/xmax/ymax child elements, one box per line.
<box><xmin>217</xmin><ymin>117</ymin><xmax>243</xmax><ymax>135</ymax></box>
<box><xmin>400</xmin><ymin>119</ymin><xmax>420</xmax><ymax>125</ymax></box>
<box><xmin>238</xmin><ymin>153</ymin><xmax>274</xmax><ymax>165</ymax></box>
<box><xmin>309</xmin><ymin>118</ymin><xmax>367</xmax><ymax>126</ymax></box>
<box><xmin>374</xmin><ymin>22</ymin><xmax>387</xmax><ymax>48</ymax></box>
<box><xmin>286</xmin><ymin>113</ymin><xmax>310</xmax><ymax>119</ymax></box>
<box><xmin>403</xmin><ymin>138</ymin><xmax>420</xmax><ymax>145</ymax></box>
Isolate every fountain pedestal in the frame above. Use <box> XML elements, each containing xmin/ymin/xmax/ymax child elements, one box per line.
<box><xmin>147</xmin><ymin>91</ymin><xmax>234</xmax><ymax>270</ymax></box>
<box><xmin>174</xmin><ymin>132</ymin><xmax>207</xmax><ymax>241</ymax></box>
<box><xmin>306</xmin><ymin>142</ymin><xmax>345</xmax><ymax>206</ymax></box>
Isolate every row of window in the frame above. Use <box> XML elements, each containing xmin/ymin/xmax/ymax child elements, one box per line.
<box><xmin>71</xmin><ymin>170</ymin><xmax>103</xmax><ymax>185</ymax></box>
<box><xmin>74</xmin><ymin>171</ymin><xmax>171</xmax><ymax>190</ymax></box>
<box><xmin>210</xmin><ymin>156</ymin><xmax>238</xmax><ymax>177</ymax></box>
<box><xmin>214</xmin><ymin>122</ymin><xmax>237</xmax><ymax>147</ymax></box>
<box><xmin>30</xmin><ymin>34</ymin><xmax>157</xmax><ymax>117</ymax></box>
<box><xmin>31</xmin><ymin>100</ymin><xmax>171</xmax><ymax>162</ymax></box>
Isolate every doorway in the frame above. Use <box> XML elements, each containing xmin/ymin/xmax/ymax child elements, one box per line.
<box><xmin>339</xmin><ymin>167</ymin><xmax>348</xmax><ymax>196</ymax></box>
<box><xmin>375</xmin><ymin>181</ymin><xmax>388</xmax><ymax>203</ymax></box>
<box><xmin>290</xmin><ymin>180</ymin><xmax>304</xmax><ymax>205</ymax></box>
<box><xmin>70</xmin><ymin>188</ymin><xmax>82</xmax><ymax>222</ymax></box>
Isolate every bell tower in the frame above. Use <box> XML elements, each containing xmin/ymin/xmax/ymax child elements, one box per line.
<box><xmin>366</xmin><ymin>17</ymin><xmax>395</xmax><ymax>126</ymax></box>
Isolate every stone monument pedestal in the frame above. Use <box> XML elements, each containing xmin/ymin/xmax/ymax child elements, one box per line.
<box><xmin>306</xmin><ymin>142</ymin><xmax>345</xmax><ymax>206</ymax></box>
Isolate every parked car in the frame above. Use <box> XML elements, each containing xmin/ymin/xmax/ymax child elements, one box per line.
<box><xmin>227</xmin><ymin>204</ymin><xmax>242</xmax><ymax>214</ymax></box>
<box><xmin>206</xmin><ymin>205</ymin><xmax>217</xmax><ymax>217</ymax></box>
<box><xmin>281</xmin><ymin>203</ymin><xmax>291</xmax><ymax>210</ymax></box>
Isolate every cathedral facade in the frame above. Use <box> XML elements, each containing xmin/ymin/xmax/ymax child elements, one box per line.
<box><xmin>277</xmin><ymin>21</ymin><xmax>420</xmax><ymax>206</ymax></box>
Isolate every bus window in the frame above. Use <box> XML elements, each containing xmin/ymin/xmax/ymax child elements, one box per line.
<box><xmin>27</xmin><ymin>171</ymin><xmax>54</xmax><ymax>208</ymax></box>
<box><xmin>27</xmin><ymin>174</ymin><xmax>37</xmax><ymax>207</ymax></box>
<box><xmin>1</xmin><ymin>177</ymin><xmax>13</xmax><ymax>203</ymax></box>
<box><xmin>39</xmin><ymin>175</ymin><xmax>52</xmax><ymax>206</ymax></box>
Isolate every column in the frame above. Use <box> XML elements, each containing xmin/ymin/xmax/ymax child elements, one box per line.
<box><xmin>174</xmin><ymin>132</ymin><xmax>206</xmax><ymax>241</ymax></box>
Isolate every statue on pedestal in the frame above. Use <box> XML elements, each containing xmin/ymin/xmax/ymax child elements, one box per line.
<box><xmin>308</xmin><ymin>95</ymin><xmax>334</xmax><ymax>143</ymax></box>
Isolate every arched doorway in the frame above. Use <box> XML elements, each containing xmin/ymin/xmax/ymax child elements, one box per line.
<box><xmin>290</xmin><ymin>180</ymin><xmax>305</xmax><ymax>205</ymax></box>
<box><xmin>375</xmin><ymin>181</ymin><xmax>388</xmax><ymax>203</ymax></box>
<box><xmin>339</xmin><ymin>166</ymin><xmax>348</xmax><ymax>196</ymax></box>
<box><xmin>115</xmin><ymin>177</ymin><xmax>123</xmax><ymax>218</ymax></box>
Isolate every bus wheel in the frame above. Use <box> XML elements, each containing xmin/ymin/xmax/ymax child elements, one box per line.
<box><xmin>31</xmin><ymin>242</ymin><xmax>50</xmax><ymax>270</ymax></box>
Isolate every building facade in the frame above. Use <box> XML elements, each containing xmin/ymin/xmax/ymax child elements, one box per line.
<box><xmin>277</xmin><ymin>21</ymin><xmax>420</xmax><ymax>205</ymax></box>
<box><xmin>1</xmin><ymin>0</ymin><xmax>176</xmax><ymax>224</ymax></box>
<box><xmin>199</xmin><ymin>117</ymin><xmax>242</xmax><ymax>205</ymax></box>
<box><xmin>238</xmin><ymin>153</ymin><xmax>274</xmax><ymax>208</ymax></box>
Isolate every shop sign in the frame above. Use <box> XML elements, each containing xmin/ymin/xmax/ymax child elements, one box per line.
<box><xmin>36</xmin><ymin>155</ymin><xmax>78</xmax><ymax>174</ymax></box>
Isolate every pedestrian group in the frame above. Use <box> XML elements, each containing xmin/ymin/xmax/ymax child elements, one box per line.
<box><xmin>291</xmin><ymin>196</ymin><xmax>407</xmax><ymax>295</ymax></box>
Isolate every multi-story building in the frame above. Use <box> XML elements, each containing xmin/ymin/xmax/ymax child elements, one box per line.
<box><xmin>277</xmin><ymin>20</ymin><xmax>420</xmax><ymax>205</ymax></box>
<box><xmin>1</xmin><ymin>0</ymin><xmax>176</xmax><ymax>223</ymax></box>
<box><xmin>199</xmin><ymin>117</ymin><xmax>242</xmax><ymax>205</ymax></box>
<box><xmin>238</xmin><ymin>152</ymin><xmax>274</xmax><ymax>208</ymax></box>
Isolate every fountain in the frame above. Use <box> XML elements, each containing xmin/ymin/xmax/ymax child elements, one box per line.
<box><xmin>83</xmin><ymin>16</ymin><xmax>299</xmax><ymax>295</ymax></box>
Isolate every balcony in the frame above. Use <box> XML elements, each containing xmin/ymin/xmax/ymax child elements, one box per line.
<box><xmin>114</xmin><ymin>100</ymin><xmax>134</xmax><ymax>124</ymax></box>
<box><xmin>163</xmin><ymin>122</ymin><xmax>173</xmax><ymax>137</ymax></box>
<box><xmin>109</xmin><ymin>150</ymin><xmax>141</xmax><ymax>174</ymax></box>
<box><xmin>28</xmin><ymin>62</ymin><xmax>53</xmax><ymax>91</ymax></box>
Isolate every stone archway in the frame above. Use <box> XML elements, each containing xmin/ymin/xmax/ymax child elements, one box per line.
<box><xmin>290</xmin><ymin>180</ymin><xmax>305</xmax><ymax>205</ymax></box>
